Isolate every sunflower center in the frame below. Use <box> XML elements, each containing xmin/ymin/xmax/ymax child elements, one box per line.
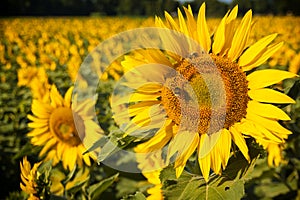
<box><xmin>49</xmin><ymin>107</ymin><xmax>82</xmax><ymax>146</ymax></box>
<box><xmin>161</xmin><ymin>54</ymin><xmax>248</xmax><ymax>135</ymax></box>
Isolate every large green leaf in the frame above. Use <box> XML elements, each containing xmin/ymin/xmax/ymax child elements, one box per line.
<box><xmin>161</xmin><ymin>151</ymin><xmax>258</xmax><ymax>200</ymax></box>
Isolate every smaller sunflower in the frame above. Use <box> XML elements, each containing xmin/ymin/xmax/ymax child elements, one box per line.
<box><xmin>20</xmin><ymin>157</ymin><xmax>41</xmax><ymax>200</ymax></box>
<box><xmin>27</xmin><ymin>85</ymin><xmax>103</xmax><ymax>170</ymax></box>
<box><xmin>17</xmin><ymin>67</ymin><xmax>50</xmax><ymax>102</ymax></box>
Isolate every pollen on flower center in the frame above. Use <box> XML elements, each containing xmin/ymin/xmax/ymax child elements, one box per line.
<box><xmin>49</xmin><ymin>107</ymin><xmax>82</xmax><ymax>146</ymax></box>
<box><xmin>161</xmin><ymin>53</ymin><xmax>248</xmax><ymax>135</ymax></box>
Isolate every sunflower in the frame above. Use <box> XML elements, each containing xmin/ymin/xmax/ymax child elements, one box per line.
<box><xmin>20</xmin><ymin>157</ymin><xmax>74</xmax><ymax>198</ymax></box>
<box><xmin>27</xmin><ymin>84</ymin><xmax>103</xmax><ymax>170</ymax></box>
<box><xmin>115</xmin><ymin>3</ymin><xmax>297</xmax><ymax>181</ymax></box>
<box><xmin>17</xmin><ymin>67</ymin><xmax>50</xmax><ymax>102</ymax></box>
<box><xmin>20</xmin><ymin>157</ymin><xmax>41</xmax><ymax>200</ymax></box>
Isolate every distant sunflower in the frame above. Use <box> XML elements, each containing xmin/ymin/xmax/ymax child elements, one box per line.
<box><xmin>27</xmin><ymin>85</ymin><xmax>102</xmax><ymax>170</ymax></box>
<box><xmin>20</xmin><ymin>157</ymin><xmax>41</xmax><ymax>200</ymax></box>
<box><xmin>17</xmin><ymin>67</ymin><xmax>50</xmax><ymax>102</ymax></box>
<box><xmin>117</xmin><ymin>3</ymin><xmax>296</xmax><ymax>181</ymax></box>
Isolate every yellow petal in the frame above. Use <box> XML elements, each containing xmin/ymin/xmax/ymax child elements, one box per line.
<box><xmin>64</xmin><ymin>147</ymin><xmax>77</xmax><ymax>170</ymax></box>
<box><xmin>178</xmin><ymin>8</ymin><xmax>189</xmax><ymax>36</ymax></box>
<box><xmin>246</xmin><ymin>112</ymin><xmax>292</xmax><ymax>135</ymax></box>
<box><xmin>27</xmin><ymin>126</ymin><xmax>48</xmax><ymax>137</ymax></box>
<box><xmin>124</xmin><ymin>104</ymin><xmax>164</xmax><ymax>135</ymax></box>
<box><xmin>122</xmin><ymin>56</ymin><xmax>147</xmax><ymax>72</ymax></box>
<box><xmin>210</xmin><ymin>146</ymin><xmax>221</xmax><ymax>174</ymax></box>
<box><xmin>27</xmin><ymin>114</ymin><xmax>49</xmax><ymax>124</ymax></box>
<box><xmin>114</xmin><ymin>101</ymin><xmax>158</xmax><ymax>120</ymax></box>
<box><xmin>50</xmin><ymin>85</ymin><xmax>64</xmax><ymax>107</ymax></box>
<box><xmin>226</xmin><ymin>5</ymin><xmax>238</xmax><ymax>22</ymax></box>
<box><xmin>32</xmin><ymin>100</ymin><xmax>52</xmax><ymax>118</ymax></box>
<box><xmin>39</xmin><ymin>138</ymin><xmax>57</xmax><ymax>156</ymax></box>
<box><xmin>218</xmin><ymin>129</ymin><xmax>231</xmax><ymax>168</ymax></box>
<box><xmin>31</xmin><ymin>132</ymin><xmax>52</xmax><ymax>146</ymax></box>
<box><xmin>229</xmin><ymin>126</ymin><xmax>250</xmax><ymax>161</ymax></box>
<box><xmin>175</xmin><ymin>165</ymin><xmax>185</xmax><ymax>178</ymax></box>
<box><xmin>27</xmin><ymin>122</ymin><xmax>48</xmax><ymax>128</ymax></box>
<box><xmin>236</xmin><ymin>120</ymin><xmax>262</xmax><ymax>139</ymax></box>
<box><xmin>221</xmin><ymin>5</ymin><xmax>238</xmax><ymax>55</ymax></box>
<box><xmin>145</xmin><ymin>49</ymin><xmax>172</xmax><ymax>67</ymax></box>
<box><xmin>248</xmin><ymin>88</ymin><xmax>295</xmax><ymax>104</ymax></box>
<box><xmin>164</xmin><ymin>11</ymin><xmax>179</xmax><ymax>31</ymax></box>
<box><xmin>167</xmin><ymin>131</ymin><xmax>198</xmax><ymax>164</ymax></box>
<box><xmin>83</xmin><ymin>151</ymin><xmax>92</xmax><ymax>166</ymax></box>
<box><xmin>134</xmin><ymin>119</ymin><xmax>173</xmax><ymax>153</ymax></box>
<box><xmin>183</xmin><ymin>6</ymin><xmax>197</xmax><ymax>40</ymax></box>
<box><xmin>250</xmin><ymin>120</ymin><xmax>283</xmax><ymax>143</ymax></box>
<box><xmin>247</xmin><ymin>100</ymin><xmax>291</xmax><ymax>120</ymax></box>
<box><xmin>135</xmin><ymin>83</ymin><xmax>162</xmax><ymax>93</ymax></box>
<box><xmin>114</xmin><ymin>92</ymin><xmax>160</xmax><ymax>105</ymax></box>
<box><xmin>239</xmin><ymin>33</ymin><xmax>277</xmax><ymax>66</ymax></box>
<box><xmin>158</xmin><ymin>27</ymin><xmax>185</xmax><ymax>57</ymax></box>
<box><xmin>247</xmin><ymin>69</ymin><xmax>297</xmax><ymax>89</ymax></box>
<box><xmin>197</xmin><ymin>3</ymin><xmax>211</xmax><ymax>52</ymax></box>
<box><xmin>212</xmin><ymin>13</ymin><xmax>227</xmax><ymax>55</ymax></box>
<box><xmin>198</xmin><ymin>135</ymin><xmax>211</xmax><ymax>182</ymax></box>
<box><xmin>198</xmin><ymin>130</ymin><xmax>221</xmax><ymax>159</ymax></box>
<box><xmin>64</xmin><ymin>86</ymin><xmax>73</xmax><ymax>107</ymax></box>
<box><xmin>242</xmin><ymin>42</ymin><xmax>284</xmax><ymax>71</ymax></box>
<box><xmin>266</xmin><ymin>143</ymin><xmax>282</xmax><ymax>166</ymax></box>
<box><xmin>228</xmin><ymin>10</ymin><xmax>252</xmax><ymax>61</ymax></box>
<box><xmin>174</xmin><ymin>132</ymin><xmax>199</xmax><ymax>168</ymax></box>
<box><xmin>175</xmin><ymin>133</ymin><xmax>199</xmax><ymax>178</ymax></box>
<box><xmin>56</xmin><ymin>142</ymin><xmax>66</xmax><ymax>161</ymax></box>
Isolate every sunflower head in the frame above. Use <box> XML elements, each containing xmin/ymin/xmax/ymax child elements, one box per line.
<box><xmin>27</xmin><ymin>85</ymin><xmax>100</xmax><ymax>170</ymax></box>
<box><xmin>117</xmin><ymin>3</ymin><xmax>297</xmax><ymax>182</ymax></box>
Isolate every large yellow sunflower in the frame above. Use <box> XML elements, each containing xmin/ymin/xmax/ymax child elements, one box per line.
<box><xmin>115</xmin><ymin>3</ymin><xmax>297</xmax><ymax>181</ymax></box>
<box><xmin>27</xmin><ymin>84</ymin><xmax>102</xmax><ymax>170</ymax></box>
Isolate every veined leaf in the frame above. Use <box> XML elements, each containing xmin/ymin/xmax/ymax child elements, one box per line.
<box><xmin>88</xmin><ymin>173</ymin><xmax>119</xmax><ymax>200</ymax></box>
<box><xmin>160</xmin><ymin>150</ymin><xmax>259</xmax><ymax>200</ymax></box>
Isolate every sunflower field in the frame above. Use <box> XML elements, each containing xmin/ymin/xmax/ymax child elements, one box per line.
<box><xmin>1</xmin><ymin>4</ymin><xmax>300</xmax><ymax>200</ymax></box>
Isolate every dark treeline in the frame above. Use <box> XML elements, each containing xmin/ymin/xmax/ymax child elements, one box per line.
<box><xmin>1</xmin><ymin>0</ymin><xmax>300</xmax><ymax>17</ymax></box>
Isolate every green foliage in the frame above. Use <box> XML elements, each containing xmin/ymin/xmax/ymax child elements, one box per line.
<box><xmin>88</xmin><ymin>173</ymin><xmax>119</xmax><ymax>200</ymax></box>
<box><xmin>121</xmin><ymin>192</ymin><xmax>147</xmax><ymax>200</ymax></box>
<box><xmin>160</xmin><ymin>149</ymin><xmax>259</xmax><ymax>200</ymax></box>
<box><xmin>0</xmin><ymin>64</ymin><xmax>32</xmax><ymax>197</ymax></box>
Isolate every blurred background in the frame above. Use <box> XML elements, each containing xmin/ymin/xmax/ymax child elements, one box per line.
<box><xmin>1</xmin><ymin>0</ymin><xmax>300</xmax><ymax>17</ymax></box>
<box><xmin>1</xmin><ymin>0</ymin><xmax>300</xmax><ymax>199</ymax></box>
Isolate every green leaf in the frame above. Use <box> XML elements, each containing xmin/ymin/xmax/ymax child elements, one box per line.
<box><xmin>161</xmin><ymin>150</ymin><xmax>258</xmax><ymax>200</ymax></box>
<box><xmin>116</xmin><ymin>178</ymin><xmax>150</xmax><ymax>199</ymax></box>
<box><xmin>121</xmin><ymin>192</ymin><xmax>146</xmax><ymax>200</ymax></box>
<box><xmin>96</xmin><ymin>136</ymin><xmax>119</xmax><ymax>163</ymax></box>
<box><xmin>65</xmin><ymin>168</ymin><xmax>90</xmax><ymax>194</ymax></box>
<box><xmin>88</xmin><ymin>173</ymin><xmax>119</xmax><ymax>200</ymax></box>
